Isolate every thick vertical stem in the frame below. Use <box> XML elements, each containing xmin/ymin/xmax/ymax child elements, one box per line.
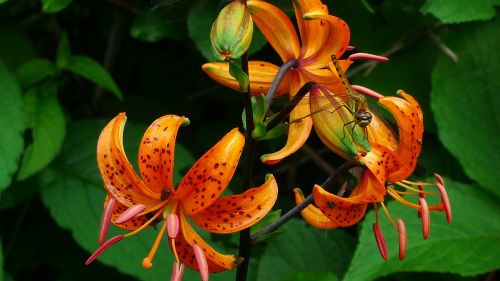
<box><xmin>236</xmin><ymin>50</ymin><xmax>255</xmax><ymax>281</ymax></box>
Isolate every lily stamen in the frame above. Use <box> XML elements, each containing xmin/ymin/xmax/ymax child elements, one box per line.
<box><xmin>348</xmin><ymin>52</ymin><xmax>390</xmax><ymax>62</ymax></box>
<box><xmin>372</xmin><ymin>223</ymin><xmax>389</xmax><ymax>260</ymax></box>
<box><xmin>436</xmin><ymin>182</ymin><xmax>452</xmax><ymax>223</ymax></box>
<box><xmin>380</xmin><ymin>201</ymin><xmax>396</xmax><ymax>229</ymax></box>
<box><xmin>98</xmin><ymin>197</ymin><xmax>116</xmax><ymax>246</ymax></box>
<box><xmin>351</xmin><ymin>85</ymin><xmax>384</xmax><ymax>100</ymax></box>
<box><xmin>85</xmin><ymin>235</ymin><xmax>124</xmax><ymax>265</ymax></box>
<box><xmin>401</xmin><ymin>180</ymin><xmax>435</xmax><ymax>187</ymax></box>
<box><xmin>419</xmin><ymin>197</ymin><xmax>430</xmax><ymax>239</ymax></box>
<box><xmin>193</xmin><ymin>243</ymin><xmax>209</xmax><ymax>281</ymax></box>
<box><xmin>142</xmin><ymin>217</ymin><xmax>169</xmax><ymax>268</ymax></box>
<box><xmin>395</xmin><ymin>182</ymin><xmax>437</xmax><ymax>196</ymax></box>
<box><xmin>397</xmin><ymin>219</ymin><xmax>407</xmax><ymax>260</ymax></box>
<box><xmin>123</xmin><ymin>208</ymin><xmax>164</xmax><ymax>238</ymax></box>
<box><xmin>115</xmin><ymin>204</ymin><xmax>147</xmax><ymax>224</ymax></box>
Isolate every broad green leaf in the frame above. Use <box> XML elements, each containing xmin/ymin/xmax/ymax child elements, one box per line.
<box><xmin>0</xmin><ymin>59</ymin><xmax>25</xmax><ymax>191</ymax></box>
<box><xmin>343</xmin><ymin>178</ymin><xmax>500</xmax><ymax>281</ymax></box>
<box><xmin>40</xmin><ymin>119</ymin><xmax>239</xmax><ymax>281</ymax></box>
<box><xmin>421</xmin><ymin>0</ymin><xmax>497</xmax><ymax>24</ymax></box>
<box><xmin>256</xmin><ymin>219</ymin><xmax>356</xmax><ymax>281</ymax></box>
<box><xmin>0</xmin><ymin>27</ymin><xmax>36</xmax><ymax>70</ymax></box>
<box><xmin>430</xmin><ymin>20</ymin><xmax>500</xmax><ymax>196</ymax></box>
<box><xmin>41</xmin><ymin>0</ymin><xmax>72</xmax><ymax>13</ymax></box>
<box><xmin>187</xmin><ymin>0</ymin><xmax>267</xmax><ymax>61</ymax></box>
<box><xmin>65</xmin><ymin>55</ymin><xmax>123</xmax><ymax>100</ymax></box>
<box><xmin>56</xmin><ymin>32</ymin><xmax>71</xmax><ymax>69</ymax></box>
<box><xmin>130</xmin><ymin>3</ymin><xmax>189</xmax><ymax>42</ymax></box>
<box><xmin>282</xmin><ymin>272</ymin><xmax>338</xmax><ymax>281</ymax></box>
<box><xmin>17</xmin><ymin>87</ymin><xmax>66</xmax><ymax>180</ymax></box>
<box><xmin>0</xmin><ymin>0</ymin><xmax>8</xmax><ymax>4</ymax></box>
<box><xmin>15</xmin><ymin>59</ymin><xmax>57</xmax><ymax>88</ymax></box>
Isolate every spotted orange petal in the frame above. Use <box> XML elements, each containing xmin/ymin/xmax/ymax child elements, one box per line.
<box><xmin>248</xmin><ymin>0</ymin><xmax>300</xmax><ymax>62</ymax></box>
<box><xmin>294</xmin><ymin>188</ymin><xmax>337</xmax><ymax>229</ymax></box>
<box><xmin>201</xmin><ymin>61</ymin><xmax>291</xmax><ymax>96</ymax></box>
<box><xmin>172</xmin><ymin>210</ymin><xmax>236</xmax><ymax>272</ymax></box>
<box><xmin>138</xmin><ymin>115</ymin><xmax>186</xmax><ymax>196</ymax></box>
<box><xmin>261</xmin><ymin>73</ymin><xmax>313</xmax><ymax>164</ymax></box>
<box><xmin>97</xmin><ymin>113</ymin><xmax>161</xmax><ymax>207</ymax></box>
<box><xmin>378</xmin><ymin>92</ymin><xmax>423</xmax><ymax>182</ymax></box>
<box><xmin>313</xmin><ymin>171</ymin><xmax>384</xmax><ymax>226</ymax></box>
<box><xmin>190</xmin><ymin>175</ymin><xmax>278</xmax><ymax>233</ymax></box>
<box><xmin>176</xmin><ymin>128</ymin><xmax>245</xmax><ymax>215</ymax></box>
<box><xmin>361</xmin><ymin>143</ymin><xmax>403</xmax><ymax>186</ymax></box>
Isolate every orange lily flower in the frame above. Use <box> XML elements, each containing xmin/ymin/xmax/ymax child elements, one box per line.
<box><xmin>86</xmin><ymin>113</ymin><xmax>278</xmax><ymax>280</ymax></box>
<box><xmin>295</xmin><ymin>91</ymin><xmax>451</xmax><ymax>260</ymax></box>
<box><xmin>202</xmin><ymin>0</ymin><xmax>351</xmax><ymax>164</ymax></box>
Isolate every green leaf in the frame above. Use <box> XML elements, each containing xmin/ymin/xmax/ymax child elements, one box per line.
<box><xmin>0</xmin><ymin>27</ymin><xmax>36</xmax><ymax>70</ymax></box>
<box><xmin>421</xmin><ymin>0</ymin><xmax>497</xmax><ymax>24</ymax></box>
<box><xmin>282</xmin><ymin>272</ymin><xmax>338</xmax><ymax>281</ymax></box>
<box><xmin>130</xmin><ymin>6</ymin><xmax>188</xmax><ymax>42</ymax></box>
<box><xmin>229</xmin><ymin>59</ymin><xmax>249</xmax><ymax>92</ymax></box>
<box><xmin>187</xmin><ymin>0</ymin><xmax>267</xmax><ymax>61</ymax></box>
<box><xmin>430</xmin><ymin>20</ymin><xmax>500</xmax><ymax>196</ymax></box>
<box><xmin>40</xmin><ymin>119</ymin><xmax>209</xmax><ymax>281</ymax></box>
<box><xmin>256</xmin><ymin>219</ymin><xmax>356</xmax><ymax>281</ymax></box>
<box><xmin>65</xmin><ymin>55</ymin><xmax>123</xmax><ymax>100</ymax></box>
<box><xmin>15</xmin><ymin>58</ymin><xmax>57</xmax><ymax>88</ymax></box>
<box><xmin>0</xmin><ymin>59</ymin><xmax>25</xmax><ymax>191</ymax></box>
<box><xmin>17</xmin><ymin>87</ymin><xmax>66</xmax><ymax>180</ymax></box>
<box><xmin>56</xmin><ymin>32</ymin><xmax>71</xmax><ymax>69</ymax></box>
<box><xmin>343</xmin><ymin>178</ymin><xmax>500</xmax><ymax>281</ymax></box>
<box><xmin>41</xmin><ymin>0</ymin><xmax>72</xmax><ymax>13</ymax></box>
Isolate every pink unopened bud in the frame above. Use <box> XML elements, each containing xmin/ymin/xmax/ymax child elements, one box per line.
<box><xmin>397</xmin><ymin>219</ymin><xmax>407</xmax><ymax>260</ymax></box>
<box><xmin>373</xmin><ymin>223</ymin><xmax>388</xmax><ymax>260</ymax></box>
<box><xmin>419</xmin><ymin>197</ymin><xmax>430</xmax><ymax>239</ymax></box>
<box><xmin>115</xmin><ymin>204</ymin><xmax>146</xmax><ymax>224</ymax></box>
<box><xmin>85</xmin><ymin>235</ymin><xmax>124</xmax><ymax>265</ymax></box>
<box><xmin>99</xmin><ymin>197</ymin><xmax>116</xmax><ymax>245</ymax></box>
<box><xmin>193</xmin><ymin>243</ymin><xmax>209</xmax><ymax>281</ymax></box>
<box><xmin>348</xmin><ymin>52</ymin><xmax>390</xmax><ymax>62</ymax></box>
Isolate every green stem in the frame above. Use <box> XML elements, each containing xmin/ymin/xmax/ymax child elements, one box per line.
<box><xmin>250</xmin><ymin>160</ymin><xmax>357</xmax><ymax>242</ymax></box>
<box><xmin>236</xmin><ymin>51</ymin><xmax>256</xmax><ymax>281</ymax></box>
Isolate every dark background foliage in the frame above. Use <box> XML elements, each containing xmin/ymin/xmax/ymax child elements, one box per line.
<box><xmin>0</xmin><ymin>0</ymin><xmax>499</xmax><ymax>280</ymax></box>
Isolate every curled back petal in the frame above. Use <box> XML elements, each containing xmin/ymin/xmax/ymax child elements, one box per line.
<box><xmin>202</xmin><ymin>61</ymin><xmax>290</xmax><ymax>96</ymax></box>
<box><xmin>261</xmin><ymin>73</ymin><xmax>312</xmax><ymax>164</ymax></box>
<box><xmin>172</xmin><ymin>210</ymin><xmax>236</xmax><ymax>272</ymax></box>
<box><xmin>293</xmin><ymin>0</ymin><xmax>325</xmax><ymax>57</ymax></box>
<box><xmin>312</xmin><ymin>171</ymin><xmax>384</xmax><ymax>226</ymax></box>
<box><xmin>176</xmin><ymin>128</ymin><xmax>245</xmax><ymax>215</ymax></box>
<box><xmin>97</xmin><ymin>113</ymin><xmax>161</xmax><ymax>207</ymax></box>
<box><xmin>190</xmin><ymin>175</ymin><xmax>278</xmax><ymax>233</ymax></box>
<box><xmin>300</xmin><ymin>13</ymin><xmax>350</xmax><ymax>69</ymax></box>
<box><xmin>378</xmin><ymin>93</ymin><xmax>423</xmax><ymax>182</ymax></box>
<box><xmin>367</xmin><ymin>113</ymin><xmax>398</xmax><ymax>152</ymax></box>
<box><xmin>294</xmin><ymin>188</ymin><xmax>337</xmax><ymax>229</ymax></box>
<box><xmin>138</xmin><ymin>115</ymin><xmax>185</xmax><ymax>196</ymax></box>
<box><xmin>248</xmin><ymin>0</ymin><xmax>300</xmax><ymax>61</ymax></box>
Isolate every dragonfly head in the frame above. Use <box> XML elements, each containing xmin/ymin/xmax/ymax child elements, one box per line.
<box><xmin>355</xmin><ymin>111</ymin><xmax>372</xmax><ymax>127</ymax></box>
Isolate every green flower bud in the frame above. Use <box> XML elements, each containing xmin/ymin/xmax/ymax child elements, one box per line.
<box><xmin>211</xmin><ymin>0</ymin><xmax>253</xmax><ymax>61</ymax></box>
